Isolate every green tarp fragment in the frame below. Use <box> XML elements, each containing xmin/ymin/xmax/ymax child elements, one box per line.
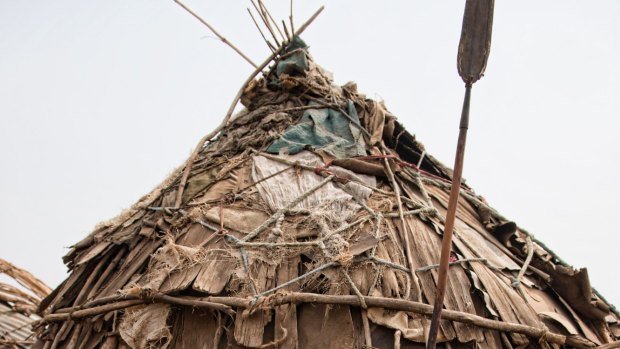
<box><xmin>276</xmin><ymin>36</ymin><xmax>309</xmax><ymax>77</ymax></box>
<box><xmin>266</xmin><ymin>101</ymin><xmax>367</xmax><ymax>159</ymax></box>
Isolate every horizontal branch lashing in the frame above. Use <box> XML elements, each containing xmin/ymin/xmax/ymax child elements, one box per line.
<box><xmin>44</xmin><ymin>292</ymin><xmax>596</xmax><ymax>348</ymax></box>
<box><xmin>41</xmin><ymin>293</ymin><xmax>234</xmax><ymax>322</ymax></box>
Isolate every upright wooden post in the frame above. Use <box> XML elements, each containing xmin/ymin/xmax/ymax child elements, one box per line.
<box><xmin>426</xmin><ymin>1</ymin><xmax>495</xmax><ymax>348</ymax></box>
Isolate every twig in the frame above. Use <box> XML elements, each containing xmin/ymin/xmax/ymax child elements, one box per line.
<box><xmin>598</xmin><ymin>341</ymin><xmax>620</xmax><ymax>349</ymax></box>
<box><xmin>237</xmin><ymin>165</ymin><xmax>293</xmax><ymax>194</ymax></box>
<box><xmin>43</xmin><ymin>299</ymin><xmax>143</xmax><ymax>322</ymax></box>
<box><xmin>367</xmin><ymin>256</ymin><xmax>410</xmax><ymax>273</ymax></box>
<box><xmin>239</xmin><ymin>247</ymin><xmax>258</xmax><ymax>296</ymax></box>
<box><xmin>295</xmin><ymin>6</ymin><xmax>324</xmax><ymax>36</ymax></box>
<box><xmin>0</xmin><ymin>339</ymin><xmax>35</xmax><ymax>345</ymax></box>
<box><xmin>254</xmin><ymin>262</ymin><xmax>337</xmax><ymax>299</ymax></box>
<box><xmin>256</xmin><ymin>293</ymin><xmax>594</xmax><ymax>348</ymax></box>
<box><xmin>173</xmin><ymin>0</ymin><xmax>258</xmax><ymax>68</ymax></box>
<box><xmin>512</xmin><ymin>234</ymin><xmax>534</xmax><ymax>288</ymax></box>
<box><xmin>258</xmin><ymin>0</ymin><xmax>286</xmax><ymax>43</ymax></box>
<box><xmin>250</xmin><ymin>0</ymin><xmax>280</xmax><ymax>45</ymax></box>
<box><xmin>362</xmin><ymin>309</ymin><xmax>373</xmax><ymax>347</ymax></box>
<box><xmin>511</xmin><ymin>234</ymin><xmax>534</xmax><ymax>302</ymax></box>
<box><xmin>227</xmin><ymin>214</ymin><xmax>370</xmax><ymax>248</ymax></box>
<box><xmin>253</xmin><ymin>150</ymin><xmax>423</xmax><ymax>209</ymax></box>
<box><xmin>44</xmin><ymin>294</ymin><xmax>234</xmax><ymax>322</ymax></box>
<box><xmin>173</xmin><ymin>6</ymin><xmax>324</xmax><ymax>207</ymax></box>
<box><xmin>242</xmin><ymin>175</ymin><xmax>335</xmax><ymax>242</ymax></box>
<box><xmin>289</xmin><ymin>0</ymin><xmax>295</xmax><ymax>38</ymax></box>
<box><xmin>416</xmin><ymin>257</ymin><xmax>488</xmax><ymax>272</ymax></box>
<box><xmin>381</xmin><ymin>145</ymin><xmax>422</xmax><ymax>302</ymax></box>
<box><xmin>343</xmin><ymin>270</ymin><xmax>367</xmax><ymax>309</ymax></box>
<box><xmin>382</xmin><ymin>208</ymin><xmax>437</xmax><ymax>218</ymax></box>
<box><xmin>282</xmin><ymin>20</ymin><xmax>291</xmax><ymax>42</ymax></box>
<box><xmin>247</xmin><ymin>8</ymin><xmax>276</xmax><ymax>53</ymax></box>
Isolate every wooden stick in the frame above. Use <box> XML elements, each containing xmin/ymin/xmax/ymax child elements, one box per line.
<box><xmin>44</xmin><ymin>299</ymin><xmax>143</xmax><ymax>322</ymax></box>
<box><xmin>289</xmin><ymin>0</ymin><xmax>295</xmax><ymax>38</ymax></box>
<box><xmin>252</xmin><ymin>149</ymin><xmax>422</xmax><ymax>208</ymax></box>
<box><xmin>427</xmin><ymin>83</ymin><xmax>472</xmax><ymax>349</ymax></box>
<box><xmin>255</xmin><ymin>294</ymin><xmax>595</xmax><ymax>348</ymax></box>
<box><xmin>45</xmin><ymin>292</ymin><xmax>596</xmax><ymax>348</ymax></box>
<box><xmin>0</xmin><ymin>339</ymin><xmax>35</xmax><ymax>345</ymax></box>
<box><xmin>361</xmin><ymin>309</ymin><xmax>372</xmax><ymax>347</ymax></box>
<box><xmin>73</xmin><ymin>253</ymin><xmax>113</xmax><ymax>306</ymax></box>
<box><xmin>43</xmin><ymin>294</ymin><xmax>234</xmax><ymax>322</ymax></box>
<box><xmin>381</xmin><ymin>145</ymin><xmax>422</xmax><ymax>302</ymax></box>
<box><xmin>293</xmin><ymin>6</ymin><xmax>324</xmax><ymax>38</ymax></box>
<box><xmin>598</xmin><ymin>341</ymin><xmax>620</xmax><ymax>349</ymax></box>
<box><xmin>174</xmin><ymin>0</ymin><xmax>258</xmax><ymax>68</ymax></box>
<box><xmin>154</xmin><ymin>293</ymin><xmax>234</xmax><ymax>314</ymax></box>
<box><xmin>429</xmin><ymin>0</ymin><xmax>495</xmax><ymax>345</ymax></box>
<box><xmin>173</xmin><ymin>5</ymin><xmax>324</xmax><ymax>208</ymax></box>
<box><xmin>247</xmin><ymin>8</ymin><xmax>277</xmax><ymax>53</ymax></box>
<box><xmin>282</xmin><ymin>20</ymin><xmax>291</xmax><ymax>42</ymax></box>
<box><xmin>251</xmin><ymin>0</ymin><xmax>280</xmax><ymax>45</ymax></box>
<box><xmin>258</xmin><ymin>0</ymin><xmax>286</xmax><ymax>43</ymax></box>
<box><xmin>242</xmin><ymin>175</ymin><xmax>335</xmax><ymax>242</ymax></box>
<box><xmin>86</xmin><ymin>246</ymin><xmax>126</xmax><ymax>301</ymax></box>
<box><xmin>44</xmin><ymin>291</ymin><xmax>599</xmax><ymax>348</ymax></box>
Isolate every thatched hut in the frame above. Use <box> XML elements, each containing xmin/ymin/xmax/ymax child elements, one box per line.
<box><xmin>33</xmin><ymin>16</ymin><xmax>619</xmax><ymax>349</ymax></box>
<box><xmin>1</xmin><ymin>259</ymin><xmax>51</xmax><ymax>348</ymax></box>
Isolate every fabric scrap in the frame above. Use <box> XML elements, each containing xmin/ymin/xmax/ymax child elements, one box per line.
<box><xmin>276</xmin><ymin>36</ymin><xmax>309</xmax><ymax>77</ymax></box>
<box><xmin>266</xmin><ymin>101</ymin><xmax>366</xmax><ymax>159</ymax></box>
<box><xmin>119</xmin><ymin>303</ymin><xmax>172</xmax><ymax>349</ymax></box>
<box><xmin>252</xmin><ymin>151</ymin><xmax>375</xmax><ymax>221</ymax></box>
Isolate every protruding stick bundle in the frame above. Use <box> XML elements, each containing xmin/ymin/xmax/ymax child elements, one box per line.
<box><xmin>427</xmin><ymin>0</ymin><xmax>495</xmax><ymax>348</ymax></box>
<box><xmin>173</xmin><ymin>5</ymin><xmax>325</xmax><ymax>208</ymax></box>
<box><xmin>247</xmin><ymin>8</ymin><xmax>277</xmax><ymax>53</ymax></box>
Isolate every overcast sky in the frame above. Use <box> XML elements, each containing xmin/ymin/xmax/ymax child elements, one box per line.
<box><xmin>1</xmin><ymin>1</ymin><xmax>618</xmax><ymax>307</ymax></box>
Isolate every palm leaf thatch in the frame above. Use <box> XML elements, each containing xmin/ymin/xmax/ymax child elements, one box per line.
<box><xmin>32</xmin><ymin>19</ymin><xmax>619</xmax><ymax>349</ymax></box>
<box><xmin>1</xmin><ymin>259</ymin><xmax>51</xmax><ymax>348</ymax></box>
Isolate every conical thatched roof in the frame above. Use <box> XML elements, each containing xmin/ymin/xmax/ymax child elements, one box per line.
<box><xmin>33</xmin><ymin>35</ymin><xmax>619</xmax><ymax>349</ymax></box>
<box><xmin>0</xmin><ymin>259</ymin><xmax>50</xmax><ymax>348</ymax></box>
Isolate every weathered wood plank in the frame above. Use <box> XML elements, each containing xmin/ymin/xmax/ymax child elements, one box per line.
<box><xmin>233</xmin><ymin>261</ymin><xmax>276</xmax><ymax>347</ymax></box>
<box><xmin>192</xmin><ymin>248</ymin><xmax>236</xmax><ymax>295</ymax></box>
<box><xmin>453</xmin><ymin>233</ymin><xmax>540</xmax><ymax>345</ymax></box>
<box><xmin>174</xmin><ymin>308</ymin><xmax>218</xmax><ymax>349</ymax></box>
<box><xmin>405</xmin><ymin>217</ymin><xmax>483</xmax><ymax>343</ymax></box>
<box><xmin>297</xmin><ymin>303</ymin><xmax>357</xmax><ymax>349</ymax></box>
<box><xmin>274</xmin><ymin>257</ymin><xmax>300</xmax><ymax>349</ymax></box>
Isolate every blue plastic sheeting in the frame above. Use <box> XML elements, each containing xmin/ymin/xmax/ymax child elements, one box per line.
<box><xmin>266</xmin><ymin>101</ymin><xmax>367</xmax><ymax>159</ymax></box>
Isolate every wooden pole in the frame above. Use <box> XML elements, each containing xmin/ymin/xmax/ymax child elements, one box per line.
<box><xmin>426</xmin><ymin>83</ymin><xmax>471</xmax><ymax>348</ymax></box>
<box><xmin>43</xmin><ymin>292</ymin><xmax>597</xmax><ymax>349</ymax></box>
<box><xmin>426</xmin><ymin>0</ymin><xmax>495</xmax><ymax>347</ymax></box>
<box><xmin>598</xmin><ymin>341</ymin><xmax>620</xmax><ymax>349</ymax></box>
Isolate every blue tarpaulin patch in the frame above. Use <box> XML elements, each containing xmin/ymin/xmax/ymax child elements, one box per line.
<box><xmin>276</xmin><ymin>36</ymin><xmax>309</xmax><ymax>77</ymax></box>
<box><xmin>266</xmin><ymin>100</ymin><xmax>366</xmax><ymax>158</ymax></box>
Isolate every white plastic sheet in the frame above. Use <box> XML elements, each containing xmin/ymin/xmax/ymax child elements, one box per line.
<box><xmin>252</xmin><ymin>151</ymin><xmax>376</xmax><ymax>222</ymax></box>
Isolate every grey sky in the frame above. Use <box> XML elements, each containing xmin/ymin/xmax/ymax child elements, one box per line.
<box><xmin>1</xmin><ymin>1</ymin><xmax>618</xmax><ymax>307</ymax></box>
